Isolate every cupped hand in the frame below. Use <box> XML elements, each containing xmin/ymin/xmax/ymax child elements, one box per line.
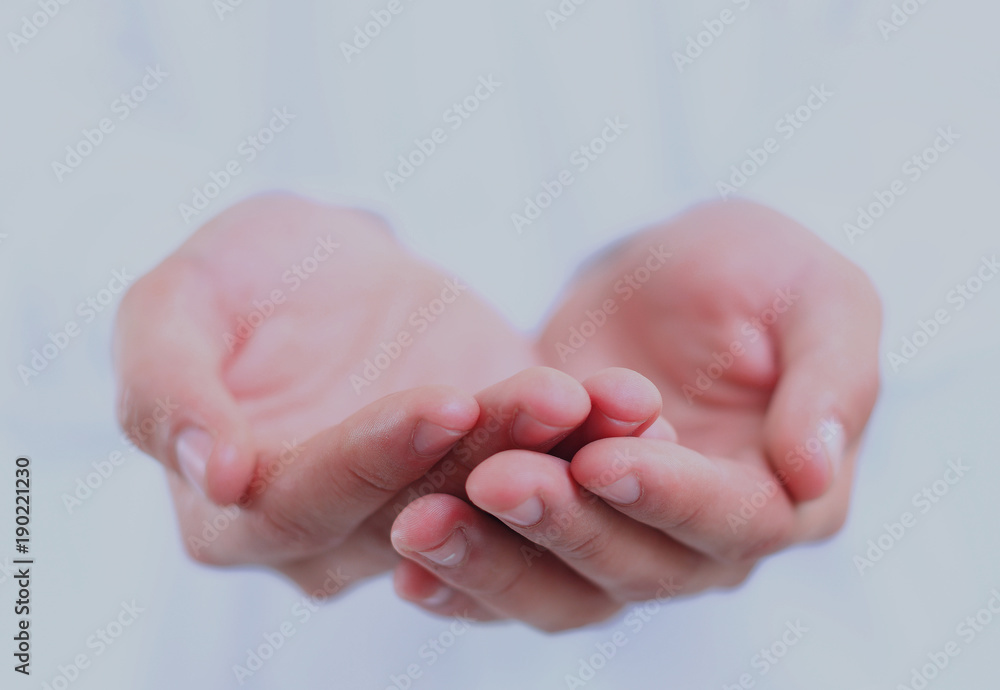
<box><xmin>114</xmin><ymin>193</ymin><xmax>543</xmax><ymax>589</ymax></box>
<box><xmin>115</xmin><ymin>193</ymin><xmax>676</xmax><ymax>613</ymax></box>
<box><xmin>392</xmin><ymin>201</ymin><xmax>881</xmax><ymax>631</ymax></box>
<box><xmin>536</xmin><ymin>200</ymin><xmax>882</xmax><ymax>595</ymax></box>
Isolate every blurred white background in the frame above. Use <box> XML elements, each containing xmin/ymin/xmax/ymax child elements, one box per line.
<box><xmin>1</xmin><ymin>1</ymin><xmax>999</xmax><ymax>688</ymax></box>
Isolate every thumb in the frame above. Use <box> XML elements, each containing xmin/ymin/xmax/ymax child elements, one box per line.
<box><xmin>764</xmin><ymin>261</ymin><xmax>882</xmax><ymax>503</ymax></box>
<box><xmin>113</xmin><ymin>262</ymin><xmax>256</xmax><ymax>506</ymax></box>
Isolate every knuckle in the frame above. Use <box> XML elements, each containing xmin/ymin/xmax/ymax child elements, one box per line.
<box><xmin>557</xmin><ymin>528</ymin><xmax>614</xmax><ymax>564</ymax></box>
<box><xmin>335</xmin><ymin>427</ymin><xmax>398</xmax><ymax>496</ymax></box>
<box><xmin>252</xmin><ymin>505</ymin><xmax>333</xmax><ymax>553</ymax></box>
<box><xmin>343</xmin><ymin>459</ymin><xmax>398</xmax><ymax>496</ymax></box>
<box><xmin>665</xmin><ymin>496</ymin><xmax>706</xmax><ymax>532</ymax></box>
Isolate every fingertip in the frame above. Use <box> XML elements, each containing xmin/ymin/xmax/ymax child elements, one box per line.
<box><xmin>391</xmin><ymin>494</ymin><xmax>468</xmax><ymax>554</ymax></box>
<box><xmin>545</xmin><ymin>369</ymin><xmax>665</xmax><ymax>457</ymax></box>
<box><xmin>203</xmin><ymin>430</ymin><xmax>258</xmax><ymax>506</ymax></box>
<box><xmin>638</xmin><ymin>416</ymin><xmax>678</xmax><ymax>443</ymax></box>
<box><xmin>769</xmin><ymin>416</ymin><xmax>844</xmax><ymax>503</ymax></box>
<box><xmin>466</xmin><ymin>450</ymin><xmax>558</xmax><ymax>515</ymax></box>
<box><xmin>516</xmin><ymin>367</ymin><xmax>592</xmax><ymax>426</ymax></box>
<box><xmin>503</xmin><ymin>369</ymin><xmax>590</xmax><ymax>449</ymax></box>
<box><xmin>585</xmin><ymin>368</ymin><xmax>663</xmax><ymax>424</ymax></box>
<box><xmin>421</xmin><ymin>385</ymin><xmax>481</xmax><ymax>431</ymax></box>
<box><xmin>411</xmin><ymin>387</ymin><xmax>481</xmax><ymax>457</ymax></box>
<box><xmin>568</xmin><ymin>436</ymin><xmax>648</xmax><ymax>490</ymax></box>
<box><xmin>389</xmin><ymin>497</ymin><xmax>422</xmax><ymax>550</ymax></box>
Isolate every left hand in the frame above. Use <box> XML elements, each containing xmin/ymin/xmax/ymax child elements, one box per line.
<box><xmin>390</xmin><ymin>200</ymin><xmax>882</xmax><ymax>631</ymax></box>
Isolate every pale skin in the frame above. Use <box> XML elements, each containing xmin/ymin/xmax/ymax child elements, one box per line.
<box><xmin>114</xmin><ymin>193</ymin><xmax>880</xmax><ymax>632</ymax></box>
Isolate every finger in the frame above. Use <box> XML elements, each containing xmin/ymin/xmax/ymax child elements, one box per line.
<box><xmin>113</xmin><ymin>259</ymin><xmax>257</xmax><ymax>505</ymax></box>
<box><xmin>241</xmin><ymin>386</ymin><xmax>480</xmax><ymax>560</ymax></box>
<box><xmin>550</xmin><ymin>367</ymin><xmax>675</xmax><ymax>459</ymax></box>
<box><xmin>385</xmin><ymin>366</ymin><xmax>592</xmax><ymax>510</ymax></box>
<box><xmin>393</xmin><ymin>560</ymin><xmax>504</xmax><ymax>623</ymax></box>
<box><xmin>352</xmin><ymin>367</ymin><xmax>592</xmax><ymax>558</ymax></box>
<box><xmin>467</xmin><ymin>449</ymin><xmax>730</xmax><ymax>601</ymax></box>
<box><xmin>458</xmin><ymin>366</ymin><xmax>592</xmax><ymax>462</ymax></box>
<box><xmin>391</xmin><ymin>494</ymin><xmax>620</xmax><ymax>632</ymax></box>
<box><xmin>764</xmin><ymin>257</ymin><xmax>882</xmax><ymax>502</ymax></box>
<box><xmin>570</xmin><ymin>437</ymin><xmax>798</xmax><ymax>564</ymax></box>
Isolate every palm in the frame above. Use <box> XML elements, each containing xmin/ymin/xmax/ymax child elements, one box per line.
<box><xmin>540</xmin><ymin>203</ymin><xmax>822</xmax><ymax>464</ymax></box>
<box><xmin>185</xmin><ymin>197</ymin><xmax>538</xmax><ymax>460</ymax></box>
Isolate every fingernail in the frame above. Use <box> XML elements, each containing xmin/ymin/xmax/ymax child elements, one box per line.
<box><xmin>640</xmin><ymin>416</ymin><xmax>678</xmax><ymax>442</ymax></box>
<box><xmin>419</xmin><ymin>530</ymin><xmax>468</xmax><ymax>567</ymax></box>
<box><xmin>412</xmin><ymin>421</ymin><xmax>466</xmax><ymax>457</ymax></box>
<box><xmin>511</xmin><ymin>412</ymin><xmax>572</xmax><ymax>447</ymax></box>
<box><xmin>422</xmin><ymin>584</ymin><xmax>454</xmax><ymax>607</ymax></box>
<box><xmin>819</xmin><ymin>417</ymin><xmax>845</xmax><ymax>479</ymax></box>
<box><xmin>597</xmin><ymin>411</ymin><xmax>643</xmax><ymax>434</ymax></box>
<box><xmin>592</xmin><ymin>474</ymin><xmax>641</xmax><ymax>505</ymax></box>
<box><xmin>176</xmin><ymin>428</ymin><xmax>213</xmax><ymax>496</ymax></box>
<box><xmin>497</xmin><ymin>496</ymin><xmax>544</xmax><ymax>527</ymax></box>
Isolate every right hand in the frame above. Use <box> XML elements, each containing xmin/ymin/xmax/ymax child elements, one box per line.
<box><xmin>113</xmin><ymin>193</ymin><xmax>549</xmax><ymax>593</ymax></box>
